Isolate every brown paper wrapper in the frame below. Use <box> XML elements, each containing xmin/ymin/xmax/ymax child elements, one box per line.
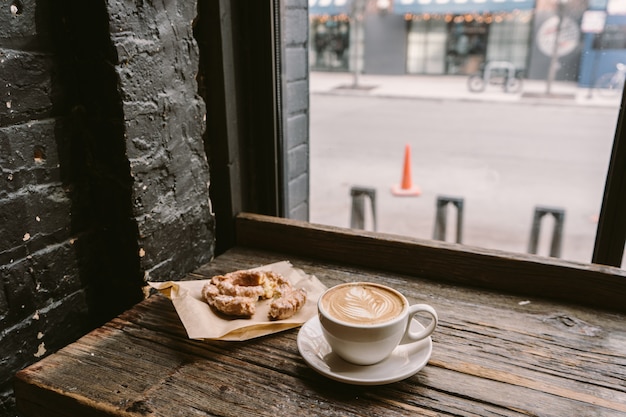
<box><xmin>148</xmin><ymin>261</ymin><xmax>327</xmax><ymax>341</ymax></box>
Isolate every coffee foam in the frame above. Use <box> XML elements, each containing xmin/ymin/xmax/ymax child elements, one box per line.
<box><xmin>321</xmin><ymin>283</ymin><xmax>405</xmax><ymax>325</ymax></box>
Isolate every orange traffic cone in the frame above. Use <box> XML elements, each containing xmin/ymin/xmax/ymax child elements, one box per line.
<box><xmin>391</xmin><ymin>144</ymin><xmax>421</xmax><ymax>196</ymax></box>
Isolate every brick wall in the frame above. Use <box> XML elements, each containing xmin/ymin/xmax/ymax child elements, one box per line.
<box><xmin>283</xmin><ymin>0</ymin><xmax>310</xmax><ymax>221</ymax></box>
<box><xmin>0</xmin><ymin>0</ymin><xmax>310</xmax><ymax>415</ymax></box>
<box><xmin>0</xmin><ymin>0</ymin><xmax>215</xmax><ymax>414</ymax></box>
<box><xmin>0</xmin><ymin>1</ymin><xmax>91</xmax><ymax>414</ymax></box>
<box><xmin>106</xmin><ymin>0</ymin><xmax>215</xmax><ymax>281</ymax></box>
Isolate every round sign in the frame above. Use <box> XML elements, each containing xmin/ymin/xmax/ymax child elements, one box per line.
<box><xmin>536</xmin><ymin>16</ymin><xmax>580</xmax><ymax>57</ymax></box>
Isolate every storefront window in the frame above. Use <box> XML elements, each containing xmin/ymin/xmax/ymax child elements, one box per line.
<box><xmin>407</xmin><ymin>18</ymin><xmax>447</xmax><ymax>74</ymax></box>
<box><xmin>593</xmin><ymin>24</ymin><xmax>626</xmax><ymax>50</ymax></box>
<box><xmin>310</xmin><ymin>17</ymin><xmax>351</xmax><ymax>71</ymax></box>
<box><xmin>486</xmin><ymin>11</ymin><xmax>533</xmax><ymax>71</ymax></box>
<box><xmin>405</xmin><ymin>11</ymin><xmax>532</xmax><ymax>75</ymax></box>
<box><xmin>446</xmin><ymin>18</ymin><xmax>489</xmax><ymax>74</ymax></box>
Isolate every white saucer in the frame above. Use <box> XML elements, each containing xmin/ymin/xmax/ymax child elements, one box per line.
<box><xmin>297</xmin><ymin>316</ymin><xmax>432</xmax><ymax>385</ymax></box>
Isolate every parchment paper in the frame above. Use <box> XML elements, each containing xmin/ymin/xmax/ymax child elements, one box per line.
<box><xmin>148</xmin><ymin>261</ymin><xmax>326</xmax><ymax>341</ymax></box>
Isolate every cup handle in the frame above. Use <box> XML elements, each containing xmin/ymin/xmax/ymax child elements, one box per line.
<box><xmin>403</xmin><ymin>304</ymin><xmax>438</xmax><ymax>342</ymax></box>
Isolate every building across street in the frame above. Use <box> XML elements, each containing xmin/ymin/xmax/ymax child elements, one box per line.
<box><xmin>309</xmin><ymin>0</ymin><xmax>626</xmax><ymax>89</ymax></box>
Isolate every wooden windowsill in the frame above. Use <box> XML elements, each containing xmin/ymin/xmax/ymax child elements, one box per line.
<box><xmin>236</xmin><ymin>213</ymin><xmax>626</xmax><ymax>313</ymax></box>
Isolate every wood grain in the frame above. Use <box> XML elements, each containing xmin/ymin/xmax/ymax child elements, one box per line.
<box><xmin>15</xmin><ymin>246</ymin><xmax>626</xmax><ymax>417</ymax></box>
<box><xmin>235</xmin><ymin>212</ymin><xmax>626</xmax><ymax>312</ymax></box>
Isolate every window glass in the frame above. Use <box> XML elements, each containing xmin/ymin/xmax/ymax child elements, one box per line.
<box><xmin>310</xmin><ymin>16</ymin><xmax>351</xmax><ymax>71</ymax></box>
<box><xmin>308</xmin><ymin>1</ymin><xmax>625</xmax><ymax>267</ymax></box>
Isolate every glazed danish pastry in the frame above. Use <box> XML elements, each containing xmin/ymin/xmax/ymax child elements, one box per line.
<box><xmin>202</xmin><ymin>269</ymin><xmax>306</xmax><ymax>320</ymax></box>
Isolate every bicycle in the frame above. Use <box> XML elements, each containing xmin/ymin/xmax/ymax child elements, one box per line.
<box><xmin>594</xmin><ymin>63</ymin><xmax>626</xmax><ymax>98</ymax></box>
<box><xmin>467</xmin><ymin>61</ymin><xmax>523</xmax><ymax>94</ymax></box>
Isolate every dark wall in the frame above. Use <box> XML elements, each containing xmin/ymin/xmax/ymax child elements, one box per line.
<box><xmin>0</xmin><ymin>1</ymin><xmax>90</xmax><ymax>414</ymax></box>
<box><xmin>0</xmin><ymin>0</ymin><xmax>215</xmax><ymax>414</ymax></box>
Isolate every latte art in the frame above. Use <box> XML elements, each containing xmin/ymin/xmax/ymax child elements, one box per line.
<box><xmin>321</xmin><ymin>284</ymin><xmax>405</xmax><ymax>325</ymax></box>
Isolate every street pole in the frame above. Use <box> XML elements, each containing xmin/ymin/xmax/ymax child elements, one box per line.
<box><xmin>546</xmin><ymin>0</ymin><xmax>565</xmax><ymax>96</ymax></box>
<box><xmin>351</xmin><ymin>15</ymin><xmax>360</xmax><ymax>88</ymax></box>
<box><xmin>351</xmin><ymin>0</ymin><xmax>365</xmax><ymax>88</ymax></box>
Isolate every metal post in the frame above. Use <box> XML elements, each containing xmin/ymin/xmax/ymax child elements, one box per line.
<box><xmin>350</xmin><ymin>186</ymin><xmax>377</xmax><ymax>231</ymax></box>
<box><xmin>528</xmin><ymin>206</ymin><xmax>566</xmax><ymax>258</ymax></box>
<box><xmin>433</xmin><ymin>196</ymin><xmax>464</xmax><ymax>243</ymax></box>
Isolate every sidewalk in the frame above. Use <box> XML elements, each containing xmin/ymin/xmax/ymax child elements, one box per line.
<box><xmin>309</xmin><ymin>71</ymin><xmax>621</xmax><ymax>108</ymax></box>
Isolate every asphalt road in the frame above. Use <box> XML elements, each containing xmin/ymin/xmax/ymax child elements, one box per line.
<box><xmin>309</xmin><ymin>93</ymin><xmax>621</xmax><ymax>264</ymax></box>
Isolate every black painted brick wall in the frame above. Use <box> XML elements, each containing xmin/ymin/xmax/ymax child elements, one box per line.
<box><xmin>106</xmin><ymin>0</ymin><xmax>214</xmax><ymax>280</ymax></box>
<box><xmin>1</xmin><ymin>1</ymin><xmax>90</xmax><ymax>414</ymax></box>
<box><xmin>0</xmin><ymin>0</ymin><xmax>215</xmax><ymax>415</ymax></box>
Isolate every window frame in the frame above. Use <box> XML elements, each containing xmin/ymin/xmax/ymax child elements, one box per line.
<box><xmin>592</xmin><ymin>85</ymin><xmax>626</xmax><ymax>267</ymax></box>
<box><xmin>198</xmin><ymin>0</ymin><xmax>283</xmax><ymax>255</ymax></box>
<box><xmin>205</xmin><ymin>0</ymin><xmax>626</xmax><ymax>270</ymax></box>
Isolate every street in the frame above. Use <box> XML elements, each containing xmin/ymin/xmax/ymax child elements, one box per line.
<box><xmin>309</xmin><ymin>92</ymin><xmax>620</xmax><ymax>264</ymax></box>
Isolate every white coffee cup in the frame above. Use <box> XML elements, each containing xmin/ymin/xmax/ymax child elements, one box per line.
<box><xmin>318</xmin><ymin>282</ymin><xmax>438</xmax><ymax>365</ymax></box>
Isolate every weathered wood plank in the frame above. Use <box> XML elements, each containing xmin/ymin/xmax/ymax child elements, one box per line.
<box><xmin>235</xmin><ymin>212</ymin><xmax>626</xmax><ymax>312</ymax></box>
<box><xmin>15</xmin><ymin>247</ymin><xmax>626</xmax><ymax>417</ymax></box>
<box><xmin>185</xmin><ymin>247</ymin><xmax>626</xmax><ymax>413</ymax></box>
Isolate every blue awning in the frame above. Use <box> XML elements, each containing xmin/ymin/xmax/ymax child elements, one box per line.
<box><xmin>393</xmin><ymin>0</ymin><xmax>535</xmax><ymax>15</ymax></box>
<box><xmin>309</xmin><ymin>0</ymin><xmax>535</xmax><ymax>16</ymax></box>
<box><xmin>309</xmin><ymin>0</ymin><xmax>351</xmax><ymax>16</ymax></box>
